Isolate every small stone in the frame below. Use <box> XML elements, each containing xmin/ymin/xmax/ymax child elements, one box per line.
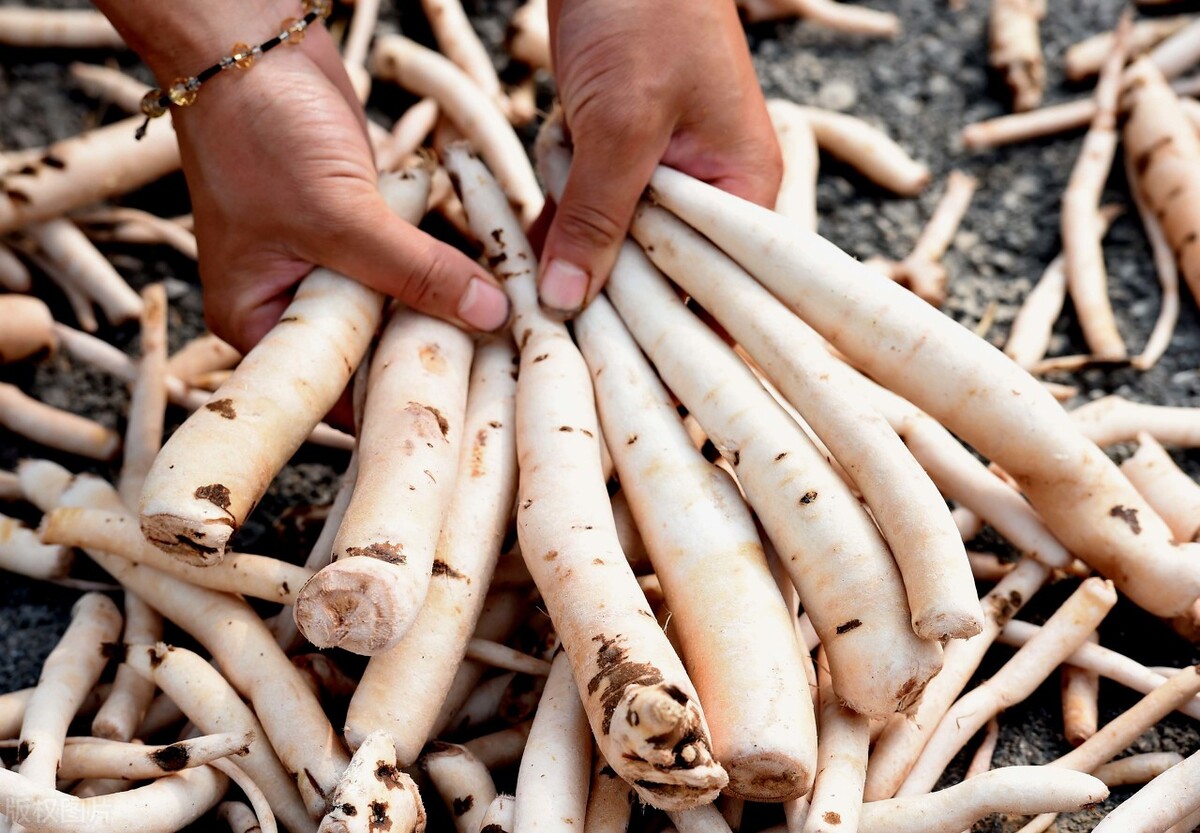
<box><xmin>817</xmin><ymin>78</ymin><xmax>857</xmax><ymax>111</ymax></box>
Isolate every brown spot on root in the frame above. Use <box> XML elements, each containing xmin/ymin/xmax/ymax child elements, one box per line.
<box><xmin>491</xmin><ymin>228</ymin><xmax>504</xmax><ymax>244</ymax></box>
<box><xmin>369</xmin><ymin>800</ymin><xmax>391</xmax><ymax>831</ymax></box>
<box><xmin>730</xmin><ymin>450</ymin><xmax>740</xmax><ymax>466</ymax></box>
<box><xmin>520</xmin><ymin>328</ymin><xmax>533</xmax><ymax>350</ymax></box>
<box><xmin>278</xmin><ymin>316</ymin><xmax>300</xmax><ymax>324</ymax></box>
<box><xmin>544</xmin><ymin>550</ymin><xmax>559</xmax><ymax>561</ymax></box>
<box><xmin>169</xmin><ymin>534</ymin><xmax>219</xmax><ymax>556</ymax></box>
<box><xmin>304</xmin><ymin>768</ymin><xmax>326</xmax><ymax>801</ymax></box>
<box><xmin>148</xmin><ymin>646</ymin><xmax>165</xmax><ymax>668</ymax></box>
<box><xmin>409</xmin><ymin>402</ymin><xmax>450</xmax><ymax>439</ymax></box>
<box><xmin>587</xmin><ymin>634</ymin><xmax>664</xmax><ymax>734</ymax></box>
<box><xmin>480</xmin><ymin>826</ymin><xmax>506</xmax><ymax>833</ymax></box>
<box><xmin>100</xmin><ymin>641</ymin><xmax>124</xmax><ymax>662</ymax></box>
<box><xmin>17</xmin><ymin>741</ymin><xmax>32</xmax><ymax>763</ymax></box>
<box><xmin>1136</xmin><ymin>135</ymin><xmax>1173</xmax><ymax>174</ymax></box>
<box><xmin>205</xmin><ymin>398</ymin><xmax>236</xmax><ymax>420</ymax></box>
<box><xmin>489</xmin><ymin>420</ymin><xmax>503</xmax><ymax>429</ymax></box>
<box><xmin>627</xmin><ymin>434</ymin><xmax>638</xmax><ymax>445</ymax></box>
<box><xmin>823</xmin><ymin>811</ymin><xmax>842</xmax><ymax>825</ymax></box>
<box><xmin>194</xmin><ymin>483</ymin><xmax>232</xmax><ymax>512</ymax></box>
<box><xmin>471</xmin><ymin>428</ymin><xmax>489</xmax><ymax>478</ymax></box>
<box><xmin>799</xmin><ymin>490</ymin><xmax>818</xmax><ymax>505</ymax></box>
<box><xmin>340</xmin><ymin>803</ymin><xmax>357</xmax><ymax>816</ymax></box>
<box><xmin>41</xmin><ymin>154</ymin><xmax>65</xmax><ymax>170</ymax></box>
<box><xmin>559</xmin><ymin>426</ymin><xmax>574</xmax><ymax>432</ymax></box>
<box><xmin>592</xmin><ymin>558</ymin><xmax>605</xmax><ymax>565</ymax></box>
<box><xmin>533</xmin><ymin>353</ymin><xmax>550</xmax><ymax>363</ymax></box>
<box><xmin>419</xmin><ymin>344</ymin><xmax>447</xmax><ymax>373</ymax></box>
<box><xmin>6</xmin><ymin>190</ymin><xmax>30</xmax><ymax>205</ymax></box>
<box><xmin>581</xmin><ymin>428</ymin><xmax>594</xmax><ymax>438</ymax></box>
<box><xmin>836</xmin><ymin>619</ymin><xmax>863</xmax><ymax>634</ymax></box>
<box><xmin>151</xmin><ymin>743</ymin><xmax>190</xmax><ymax>772</ymax></box>
<box><xmin>432</xmin><ymin>560</ymin><xmax>468</xmax><ymax>580</ymax></box>
<box><xmin>452</xmin><ymin>796</ymin><xmax>474</xmax><ymax>816</ymax></box>
<box><xmin>346</xmin><ymin>542</ymin><xmax>406</xmax><ymax>564</ymax></box>
<box><xmin>775</xmin><ymin>452</ymin><xmax>788</xmax><ymax>461</ymax></box>
<box><xmin>988</xmin><ymin>590</ymin><xmax>1023</xmax><ymax>626</ymax></box>
<box><xmin>895</xmin><ymin>675</ymin><xmax>923</xmax><ymax>709</ymax></box>
<box><xmin>487</xmin><ymin>251</ymin><xmax>508</xmax><ymax>267</ymax></box>
<box><xmin>1110</xmin><ymin>505</ymin><xmax>1142</xmax><ymax>534</ymax></box>
<box><xmin>375</xmin><ymin>761</ymin><xmax>405</xmax><ymax>789</ymax></box>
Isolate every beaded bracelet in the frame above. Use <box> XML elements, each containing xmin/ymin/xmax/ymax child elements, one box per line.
<box><xmin>135</xmin><ymin>0</ymin><xmax>333</xmax><ymax>140</ymax></box>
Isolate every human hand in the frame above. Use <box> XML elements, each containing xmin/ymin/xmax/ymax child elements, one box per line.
<box><xmin>537</xmin><ymin>0</ymin><xmax>782</xmax><ymax>316</ymax></box>
<box><xmin>94</xmin><ymin>0</ymin><xmax>510</xmax><ymax>353</ymax></box>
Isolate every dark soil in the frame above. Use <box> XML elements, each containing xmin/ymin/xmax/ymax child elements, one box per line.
<box><xmin>2</xmin><ymin>0</ymin><xmax>1199</xmax><ymax>831</ymax></box>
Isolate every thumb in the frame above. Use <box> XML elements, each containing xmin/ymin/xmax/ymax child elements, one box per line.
<box><xmin>321</xmin><ymin>194</ymin><xmax>511</xmax><ymax>332</ymax></box>
<box><xmin>538</xmin><ymin>131</ymin><xmax>666</xmax><ymax>316</ymax></box>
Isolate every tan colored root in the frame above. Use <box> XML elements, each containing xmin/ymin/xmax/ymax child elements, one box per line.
<box><xmin>0</xmin><ymin>383</ymin><xmax>119</xmax><ymax>460</ymax></box>
<box><xmin>219</xmin><ymin>801</ymin><xmax>264</xmax><ymax>833</ymax></box>
<box><xmin>139</xmin><ymin>167</ymin><xmax>429</xmax><ymax>564</ymax></box>
<box><xmin>0</xmin><ymin>8</ymin><xmax>124</xmax><ymax>48</ymax></box>
<box><xmin>1147</xmin><ymin>17</ymin><xmax>1200</xmax><ymax>79</ymax></box>
<box><xmin>42</xmin><ymin>508</ymin><xmax>312</xmax><ymax>604</ymax></box>
<box><xmin>1072</xmin><ymin>394</ymin><xmax>1200</xmax><ymax>447</ymax></box>
<box><xmin>0</xmin><ymin>764</ymin><xmax>227</xmax><ymax>833</ymax></box>
<box><xmin>767</xmin><ymin>99</ymin><xmax>819</xmax><ymax>233</ymax></box>
<box><xmin>1093</xmin><ymin>752</ymin><xmax>1185</xmax><ymax>787</ymax></box>
<box><xmin>1062</xmin><ymin>18</ymin><xmax>1132</xmax><ymax>360</ymax></box>
<box><xmin>119</xmin><ymin>283</ymin><xmax>168</xmax><ymax>509</ymax></box>
<box><xmin>1121</xmin><ymin>432</ymin><xmax>1200</xmax><ymax>542</ymax></box>
<box><xmin>989</xmin><ymin>0</ymin><xmax>1046</xmax><ymax>111</ymax></box>
<box><xmin>319</xmin><ymin>731</ymin><xmax>423</xmax><ymax>833</ymax></box>
<box><xmin>56</xmin><ymin>731</ymin><xmax>253</xmax><ymax>780</ymax></box>
<box><xmin>67</xmin><ymin>63</ymin><xmax>148</xmax><ymax>113</ymax></box>
<box><xmin>465</xmin><ymin>639</ymin><xmax>552</xmax><ymax>676</ymax></box>
<box><xmin>737</xmin><ymin>0</ymin><xmax>899</xmax><ymax>37</ymax></box>
<box><xmin>1062</xmin><ymin>632</ymin><xmax>1100</xmax><ymax>746</ymax></box>
<box><xmin>376</xmin><ymin>99</ymin><xmax>439</xmax><ymax>173</ymax></box>
<box><xmin>344</xmin><ymin>336</ymin><xmax>518</xmax><ymax>760</ymax></box>
<box><xmin>0</xmin><ymin>296</ymin><xmax>54</xmax><ymax>365</ymax></box>
<box><xmin>1126</xmin><ymin>155</ymin><xmax>1179</xmax><ymax>371</ymax></box>
<box><xmin>789</xmin><ymin>105</ymin><xmax>929</xmax><ymax>195</ymax></box>
<box><xmin>17</xmin><ymin>594</ymin><xmax>123</xmax><ymax>791</ymax></box>
<box><xmin>0</xmin><ymin>514</ymin><xmax>72</xmax><ymax>581</ymax></box>
<box><xmin>0</xmin><ymin>114</ymin><xmax>179</xmax><ymax>233</ymax></box>
<box><xmin>964</xmin><ymin>718</ymin><xmax>1001</xmax><ymax>780</ymax></box>
<box><xmin>125</xmin><ymin>644</ymin><xmax>311</xmax><ymax>833</ymax></box>
<box><xmin>21</xmin><ymin>219</ymin><xmax>140</xmax><ymax>325</ymax></box>
<box><xmin>802</xmin><ymin>650</ymin><xmax>869</xmax><ymax>833</ymax></box>
<box><xmin>463</xmin><ymin>721</ymin><xmax>532</xmax><ymax>770</ymax></box>
<box><xmin>1066</xmin><ymin>15</ymin><xmax>1193</xmax><ymax>80</ymax></box>
<box><xmin>91</xmin><ymin>590</ymin><xmax>162</xmax><ymax>741</ymax></box>
<box><xmin>478</xmin><ymin>794</ymin><xmax>516</xmax><ymax>833</ymax></box>
<box><xmin>507</xmin><ymin>0</ymin><xmax>549</xmax><ymax>69</ymax></box>
<box><xmin>423</xmin><ymin>743</ymin><xmax>497</xmax><ymax>833</ymax></box>
<box><xmin>867</xmin><ymin>171</ymin><xmax>977</xmax><ymax>306</ymax></box>
<box><xmin>164</xmin><ymin>334</ymin><xmax>241</xmax><ymax>386</ymax></box>
<box><xmin>584</xmin><ymin>757</ymin><xmax>635</xmax><ymax>833</ymax></box>
<box><xmin>0</xmin><ymin>242</ymin><xmax>31</xmax><ymax>292</ymax></box>
<box><xmin>1091</xmin><ymin>749</ymin><xmax>1200</xmax><ymax>832</ymax></box>
<box><xmin>77</xmin><ymin>206</ymin><xmax>199</xmax><ymax>260</ymax></box>
<box><xmin>898</xmin><ymin>578</ymin><xmax>1117</xmax><ymax>796</ymax></box>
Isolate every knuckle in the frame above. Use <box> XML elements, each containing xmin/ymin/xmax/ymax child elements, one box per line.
<box><xmin>555</xmin><ymin>200</ymin><xmax>628</xmax><ymax>250</ymax></box>
<box><xmin>396</xmin><ymin>254</ymin><xmax>445</xmax><ymax>312</ymax></box>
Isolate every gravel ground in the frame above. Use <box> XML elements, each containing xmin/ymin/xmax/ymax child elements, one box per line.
<box><xmin>2</xmin><ymin>0</ymin><xmax>1200</xmax><ymax>831</ymax></box>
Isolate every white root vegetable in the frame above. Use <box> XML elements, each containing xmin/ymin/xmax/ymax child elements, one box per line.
<box><xmin>295</xmin><ymin>308</ymin><xmax>472</xmax><ymax>654</ymax></box>
<box><xmin>448</xmin><ymin>145</ymin><xmax>726</xmax><ymax>809</ymax></box>
<box><xmin>668</xmin><ymin>804</ymin><xmax>733</xmax><ymax>833</ymax></box>
<box><xmin>67</xmin><ymin>63</ymin><xmax>148</xmax><ymax>113</ymax></box>
<box><xmin>372</xmin><ymin>37</ymin><xmax>543</xmax><ymax>225</ymax></box>
<box><xmin>1062</xmin><ymin>19</ymin><xmax>1131</xmax><ymax>361</ymax></box>
<box><xmin>0</xmin><ymin>8</ymin><xmax>124</xmax><ymax>48</ymax></box>
<box><xmin>1072</xmin><ymin>395</ymin><xmax>1200</xmax><ymax>448</ymax></box>
<box><xmin>1146</xmin><ymin>18</ymin><xmax>1200</xmax><ymax>80</ymax></box>
<box><xmin>998</xmin><ymin>619</ymin><xmax>1200</xmax><ymax>721</ymax></box>
<box><xmin>767</xmin><ymin>100</ymin><xmax>819</xmax><ymax>232</ymax></box>
<box><xmin>1093</xmin><ymin>752</ymin><xmax>1186</xmax><ymax>786</ymax></box>
<box><xmin>345</xmin><ymin>336</ymin><xmax>518</xmax><ymax>759</ymax></box>
<box><xmin>867</xmin><ymin>171</ymin><xmax>977</xmax><ymax>306</ymax></box>
<box><xmin>0</xmin><ymin>242</ymin><xmax>31</xmax><ymax>292</ymax></box>
<box><xmin>0</xmin><ymin>764</ymin><xmax>227</xmax><ymax>833</ymax></box>
<box><xmin>376</xmin><ymin>99</ymin><xmax>440</xmax><ymax>173</ymax></box>
<box><xmin>1091</xmin><ymin>750</ymin><xmax>1200</xmax><ymax>832</ymax></box>
<box><xmin>56</xmin><ymin>474</ymin><xmax>347</xmax><ymax>820</ymax></box>
<box><xmin>1126</xmin><ymin>155</ymin><xmax>1179</xmax><ymax>371</ymax></box>
<box><xmin>1124</xmin><ymin>59</ymin><xmax>1200</xmax><ymax>310</ymax></box>
<box><xmin>0</xmin><ymin>296</ymin><xmax>54</xmax><ymax>364</ymax></box>
<box><xmin>1066</xmin><ymin>15</ymin><xmax>1193</xmax><ymax>80</ymax></box>
<box><xmin>865</xmin><ymin>558</ymin><xmax>1050</xmax><ymax>800</ymax></box>
<box><xmin>42</xmin><ymin>508</ymin><xmax>312</xmax><ymax>604</ymax></box>
<box><xmin>16</xmin><ymin>592</ymin><xmax>122</xmax><ymax>803</ymax></box>
<box><xmin>124</xmin><ymin>644</ymin><xmax>311</xmax><ymax>833</ymax></box>
<box><xmin>448</xmin><ymin>671</ymin><xmax>513</xmax><ymax>736</ymax></box>
<box><xmin>0</xmin><ymin>116</ymin><xmax>179</xmax><ymax>234</ymax></box>
<box><xmin>119</xmin><ymin>283</ymin><xmax>168</xmax><ymax>509</ymax></box>
<box><xmin>341</xmin><ymin>0</ymin><xmax>381</xmax><ymax>99</ymax></box>
<box><xmin>0</xmin><ymin>515</ymin><xmax>72</xmax><ymax>581</ymax></box>
<box><xmin>466</xmin><ymin>640</ymin><xmax>552</xmax><ymax>676</ymax></box>
<box><xmin>423</xmin><ymin>743</ymin><xmax>497</xmax><ymax>833</ymax></box>
<box><xmin>480</xmin><ymin>794</ymin><xmax>516</xmax><ymax>833</ymax></box>
<box><xmin>802</xmin><ymin>650</ymin><xmax>869</xmax><ymax>833</ymax></box>
<box><xmin>220</xmin><ymin>801</ymin><xmax>265</xmax><ymax>833</ymax></box>
<box><xmin>139</xmin><ymin>167</ymin><xmax>430</xmax><ymax>564</ymax></box>
<box><xmin>319</xmin><ymin>731</ymin><xmax>423</xmax><ymax>833</ymax></box>
<box><xmin>463</xmin><ymin>721</ymin><xmax>532</xmax><ymax>770</ymax></box>
<box><xmin>858</xmin><ymin>767</ymin><xmax>1107</xmax><ymax>833</ymax></box>
<box><xmin>512</xmin><ymin>652</ymin><xmax>591</xmax><ymax>833</ymax></box>
<box><xmin>629</xmin><ymin>199</ymin><xmax>975</xmax><ymax>643</ymax></box>
<box><xmin>1062</xmin><ymin>632</ymin><xmax>1100</xmax><ymax>746</ymax></box>
<box><xmin>210</xmin><ymin>759</ymin><xmax>278</xmax><ymax>833</ymax></box>
<box><xmin>968</xmin><ymin>551</ymin><xmax>1015</xmax><ymax>581</ymax></box>
<box><xmin>989</xmin><ymin>0</ymin><xmax>1046</xmax><ymax>111</ymax></box>
<box><xmin>0</xmin><ymin>383</ymin><xmax>120</xmax><ymax>460</ymax></box>
<box><xmin>91</xmin><ymin>590</ymin><xmax>162</xmax><ymax>741</ymax></box>
<box><xmin>575</xmin><ymin>292</ymin><xmax>818</xmax><ymax>799</ymax></box>
<box><xmin>584</xmin><ymin>758</ymin><xmax>635</xmax><ymax>833</ymax></box>
<box><xmin>1006</xmin><ymin>205</ymin><xmax>1122</xmax><ymax>370</ymax></box>
<box><xmin>649</xmin><ymin>165</ymin><xmax>1200</xmax><ymax>619</ymax></box>
<box><xmin>736</xmin><ymin>0</ymin><xmax>899</xmax><ymax>38</ymax></box>
<box><xmin>1121</xmin><ymin>432</ymin><xmax>1200</xmax><ymax>542</ymax></box>
<box><xmin>964</xmin><ymin>718</ymin><xmax>1001</xmax><ymax>782</ymax></box>
<box><xmin>786</xmin><ymin>106</ymin><xmax>929</xmax><ymax>196</ymax></box>
<box><xmin>507</xmin><ymin>0</ymin><xmax>549</xmax><ymax>69</ymax></box>
<box><xmin>56</xmin><ymin>731</ymin><xmax>253</xmax><ymax>780</ymax></box>
<box><xmin>77</xmin><ymin>207</ymin><xmax>199</xmax><ymax>260</ymax></box>
<box><xmin>421</xmin><ymin>0</ymin><xmax>511</xmax><ymax>119</ymax></box>
<box><xmin>165</xmin><ymin>334</ymin><xmax>241</xmax><ymax>386</ymax></box>
<box><xmin>898</xmin><ymin>578</ymin><xmax>1117</xmax><ymax>795</ymax></box>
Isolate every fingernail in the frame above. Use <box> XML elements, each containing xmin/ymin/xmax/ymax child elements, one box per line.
<box><xmin>457</xmin><ymin>278</ymin><xmax>511</xmax><ymax>331</ymax></box>
<box><xmin>539</xmin><ymin>259</ymin><xmax>589</xmax><ymax>315</ymax></box>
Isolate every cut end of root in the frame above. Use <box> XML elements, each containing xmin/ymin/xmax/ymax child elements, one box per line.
<box><xmin>913</xmin><ymin>608</ymin><xmax>985</xmax><ymax>642</ymax></box>
<box><xmin>139</xmin><ymin>511</ymin><xmax>232</xmax><ymax>565</ymax></box>
<box><xmin>722</xmin><ymin>751</ymin><xmax>813</xmax><ymax>802</ymax></box>
<box><xmin>609</xmin><ymin>682</ymin><xmax>728</xmax><ymax>811</ymax></box>
<box><xmin>293</xmin><ymin>557</ymin><xmax>425</xmax><ymax>655</ymax></box>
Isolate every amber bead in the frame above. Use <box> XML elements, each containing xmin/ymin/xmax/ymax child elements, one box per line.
<box><xmin>167</xmin><ymin>78</ymin><xmax>198</xmax><ymax>107</ymax></box>
<box><xmin>230</xmin><ymin>42</ymin><xmax>257</xmax><ymax>69</ymax></box>
<box><xmin>282</xmin><ymin>17</ymin><xmax>307</xmax><ymax>44</ymax></box>
<box><xmin>140</xmin><ymin>90</ymin><xmax>167</xmax><ymax>118</ymax></box>
<box><xmin>303</xmin><ymin>0</ymin><xmax>332</xmax><ymax>17</ymax></box>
